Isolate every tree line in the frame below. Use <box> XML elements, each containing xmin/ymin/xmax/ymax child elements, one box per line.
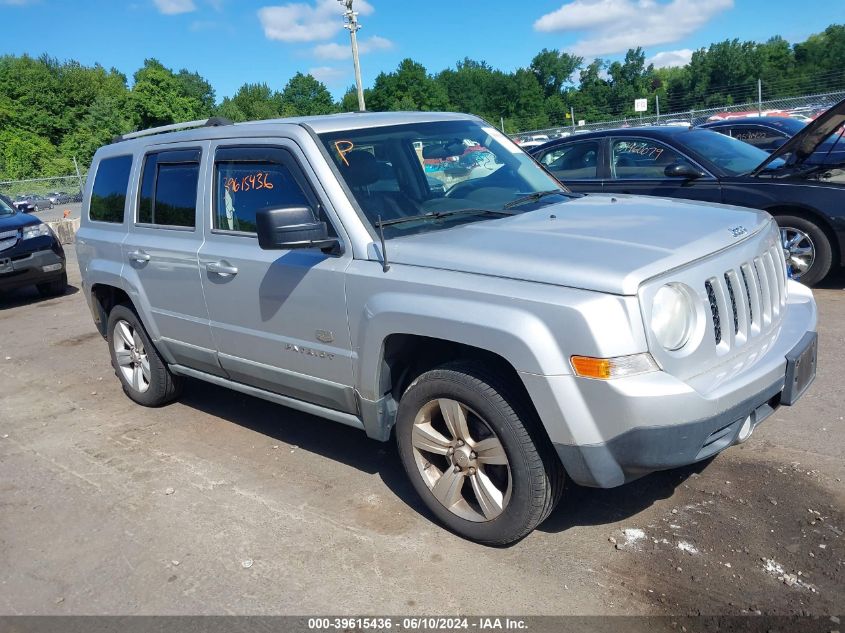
<box><xmin>1</xmin><ymin>23</ymin><xmax>843</xmax><ymax>181</ymax></box>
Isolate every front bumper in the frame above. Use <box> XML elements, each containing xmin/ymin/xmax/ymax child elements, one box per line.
<box><xmin>522</xmin><ymin>280</ymin><xmax>817</xmax><ymax>488</ymax></box>
<box><xmin>0</xmin><ymin>248</ymin><xmax>65</xmax><ymax>292</ymax></box>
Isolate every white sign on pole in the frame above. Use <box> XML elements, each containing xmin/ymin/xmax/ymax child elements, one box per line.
<box><xmin>577</xmin><ymin>120</ymin><xmax>586</xmax><ymax>127</ymax></box>
<box><xmin>634</xmin><ymin>98</ymin><xmax>648</xmax><ymax>112</ymax></box>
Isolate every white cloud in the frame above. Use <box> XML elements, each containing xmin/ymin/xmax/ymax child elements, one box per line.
<box><xmin>534</xmin><ymin>0</ymin><xmax>733</xmax><ymax>57</ymax></box>
<box><xmin>258</xmin><ymin>0</ymin><xmax>373</xmax><ymax>43</ymax></box>
<box><xmin>153</xmin><ymin>0</ymin><xmax>196</xmax><ymax>14</ymax></box>
<box><xmin>308</xmin><ymin>66</ymin><xmax>348</xmax><ymax>85</ymax></box>
<box><xmin>647</xmin><ymin>48</ymin><xmax>693</xmax><ymax>68</ymax></box>
<box><xmin>312</xmin><ymin>35</ymin><xmax>393</xmax><ymax>60</ymax></box>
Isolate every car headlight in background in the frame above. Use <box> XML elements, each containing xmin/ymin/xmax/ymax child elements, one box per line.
<box><xmin>650</xmin><ymin>283</ymin><xmax>696</xmax><ymax>351</ymax></box>
<box><xmin>21</xmin><ymin>223</ymin><xmax>50</xmax><ymax>241</ymax></box>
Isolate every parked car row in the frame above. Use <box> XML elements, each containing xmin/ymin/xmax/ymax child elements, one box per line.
<box><xmin>0</xmin><ymin>190</ymin><xmax>82</xmax><ymax>213</ymax></box>
<box><xmin>530</xmin><ymin>98</ymin><xmax>845</xmax><ymax>286</ymax></box>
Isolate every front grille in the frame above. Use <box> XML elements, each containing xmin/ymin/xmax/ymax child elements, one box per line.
<box><xmin>704</xmin><ymin>243</ymin><xmax>787</xmax><ymax>351</ymax></box>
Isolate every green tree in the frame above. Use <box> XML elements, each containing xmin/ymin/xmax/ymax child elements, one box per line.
<box><xmin>279</xmin><ymin>72</ymin><xmax>337</xmax><ymax>116</ymax></box>
<box><xmin>129</xmin><ymin>59</ymin><xmax>213</xmax><ymax>129</ymax></box>
<box><xmin>367</xmin><ymin>59</ymin><xmax>450</xmax><ymax>111</ymax></box>
<box><xmin>217</xmin><ymin>83</ymin><xmax>284</xmax><ymax>122</ymax></box>
<box><xmin>530</xmin><ymin>48</ymin><xmax>582</xmax><ymax>98</ymax></box>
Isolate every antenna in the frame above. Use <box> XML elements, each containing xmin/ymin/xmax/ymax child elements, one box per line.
<box><xmin>377</xmin><ymin>216</ymin><xmax>390</xmax><ymax>273</ymax></box>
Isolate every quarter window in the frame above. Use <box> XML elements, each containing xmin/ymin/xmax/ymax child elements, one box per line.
<box><xmin>611</xmin><ymin>139</ymin><xmax>684</xmax><ymax>179</ymax></box>
<box><xmin>538</xmin><ymin>141</ymin><xmax>600</xmax><ymax>180</ymax></box>
<box><xmin>138</xmin><ymin>150</ymin><xmax>200</xmax><ymax>228</ymax></box>
<box><xmin>90</xmin><ymin>155</ymin><xmax>132</xmax><ymax>223</ymax></box>
<box><xmin>213</xmin><ymin>147</ymin><xmax>319</xmax><ymax>234</ymax></box>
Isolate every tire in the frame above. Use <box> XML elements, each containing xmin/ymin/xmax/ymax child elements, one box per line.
<box><xmin>107</xmin><ymin>304</ymin><xmax>182</xmax><ymax>407</ymax></box>
<box><xmin>395</xmin><ymin>361</ymin><xmax>564</xmax><ymax>545</ymax></box>
<box><xmin>773</xmin><ymin>214</ymin><xmax>833</xmax><ymax>287</ymax></box>
<box><xmin>36</xmin><ymin>272</ymin><xmax>67</xmax><ymax>298</ymax></box>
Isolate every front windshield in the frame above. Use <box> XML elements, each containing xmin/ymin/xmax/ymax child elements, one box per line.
<box><xmin>680</xmin><ymin>129</ymin><xmax>782</xmax><ymax>175</ymax></box>
<box><xmin>0</xmin><ymin>196</ymin><xmax>15</xmax><ymax>216</ymax></box>
<box><xmin>319</xmin><ymin>120</ymin><xmax>571</xmax><ymax>238</ymax></box>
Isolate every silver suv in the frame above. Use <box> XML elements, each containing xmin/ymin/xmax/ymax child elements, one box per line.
<box><xmin>76</xmin><ymin>113</ymin><xmax>818</xmax><ymax>544</ymax></box>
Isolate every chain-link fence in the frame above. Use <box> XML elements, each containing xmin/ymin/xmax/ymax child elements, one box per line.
<box><xmin>0</xmin><ymin>175</ymin><xmax>86</xmax><ymax>206</ymax></box>
<box><xmin>514</xmin><ymin>90</ymin><xmax>845</xmax><ymax>140</ymax></box>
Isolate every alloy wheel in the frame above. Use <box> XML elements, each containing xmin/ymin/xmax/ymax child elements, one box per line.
<box><xmin>112</xmin><ymin>319</ymin><xmax>151</xmax><ymax>393</ymax></box>
<box><xmin>411</xmin><ymin>398</ymin><xmax>512</xmax><ymax>522</ymax></box>
<box><xmin>780</xmin><ymin>226</ymin><xmax>816</xmax><ymax>279</ymax></box>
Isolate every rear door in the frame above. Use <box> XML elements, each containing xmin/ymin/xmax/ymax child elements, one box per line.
<box><xmin>602</xmin><ymin>136</ymin><xmax>722</xmax><ymax>203</ymax></box>
<box><xmin>197</xmin><ymin>141</ymin><xmax>356</xmax><ymax>413</ymax></box>
<box><xmin>533</xmin><ymin>139</ymin><xmax>604</xmax><ymax>193</ymax></box>
<box><xmin>121</xmin><ymin>144</ymin><xmax>222</xmax><ymax>376</ymax></box>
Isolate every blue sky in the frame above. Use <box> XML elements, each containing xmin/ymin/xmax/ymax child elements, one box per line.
<box><xmin>1</xmin><ymin>0</ymin><xmax>843</xmax><ymax>100</ymax></box>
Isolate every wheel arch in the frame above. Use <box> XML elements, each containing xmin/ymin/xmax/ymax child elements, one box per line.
<box><xmin>89</xmin><ymin>283</ymin><xmax>134</xmax><ymax>337</ymax></box>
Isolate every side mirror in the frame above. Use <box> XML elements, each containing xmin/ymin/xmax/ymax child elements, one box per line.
<box><xmin>255</xmin><ymin>206</ymin><xmax>339</xmax><ymax>252</ymax></box>
<box><xmin>664</xmin><ymin>161</ymin><xmax>705</xmax><ymax>179</ymax></box>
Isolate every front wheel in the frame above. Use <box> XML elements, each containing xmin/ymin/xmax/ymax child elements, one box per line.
<box><xmin>774</xmin><ymin>215</ymin><xmax>833</xmax><ymax>287</ymax></box>
<box><xmin>395</xmin><ymin>362</ymin><xmax>564</xmax><ymax>545</ymax></box>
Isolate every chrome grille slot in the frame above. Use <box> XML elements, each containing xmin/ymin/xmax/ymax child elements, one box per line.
<box><xmin>753</xmin><ymin>257</ymin><xmax>773</xmax><ymax>327</ymax></box>
<box><xmin>724</xmin><ymin>272</ymin><xmax>739</xmax><ymax>334</ymax></box>
<box><xmin>705</xmin><ymin>280</ymin><xmax>721</xmax><ymax>345</ymax></box>
<box><xmin>740</xmin><ymin>265</ymin><xmax>755</xmax><ymax>326</ymax></box>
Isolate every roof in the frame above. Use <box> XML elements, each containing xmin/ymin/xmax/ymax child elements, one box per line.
<box><xmin>110</xmin><ymin>111</ymin><xmax>482</xmax><ymax>149</ymax></box>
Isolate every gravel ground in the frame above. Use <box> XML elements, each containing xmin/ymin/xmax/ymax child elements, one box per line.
<box><xmin>0</xmin><ymin>245</ymin><xmax>842</xmax><ymax>616</ymax></box>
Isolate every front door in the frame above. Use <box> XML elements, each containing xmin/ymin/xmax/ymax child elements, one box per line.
<box><xmin>197</xmin><ymin>142</ymin><xmax>356</xmax><ymax>413</ymax></box>
<box><xmin>603</xmin><ymin>137</ymin><xmax>722</xmax><ymax>203</ymax></box>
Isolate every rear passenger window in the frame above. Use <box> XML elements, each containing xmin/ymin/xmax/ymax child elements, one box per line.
<box><xmin>138</xmin><ymin>150</ymin><xmax>200</xmax><ymax>228</ymax></box>
<box><xmin>90</xmin><ymin>155</ymin><xmax>132</xmax><ymax>223</ymax></box>
<box><xmin>538</xmin><ymin>141</ymin><xmax>600</xmax><ymax>180</ymax></box>
<box><xmin>213</xmin><ymin>147</ymin><xmax>320</xmax><ymax>234</ymax></box>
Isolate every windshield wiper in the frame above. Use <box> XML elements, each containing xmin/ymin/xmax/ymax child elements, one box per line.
<box><xmin>503</xmin><ymin>189</ymin><xmax>574</xmax><ymax>210</ymax></box>
<box><xmin>377</xmin><ymin>208</ymin><xmax>514</xmax><ymax>228</ymax></box>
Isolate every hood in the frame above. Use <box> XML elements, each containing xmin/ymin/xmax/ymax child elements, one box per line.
<box><xmin>386</xmin><ymin>194</ymin><xmax>772</xmax><ymax>295</ymax></box>
<box><xmin>752</xmin><ymin>97</ymin><xmax>845</xmax><ymax>174</ymax></box>
<box><xmin>0</xmin><ymin>209</ymin><xmax>41</xmax><ymax>230</ymax></box>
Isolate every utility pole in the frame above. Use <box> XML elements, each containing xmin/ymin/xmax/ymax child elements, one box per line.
<box><xmin>72</xmin><ymin>156</ymin><xmax>84</xmax><ymax>194</ymax></box>
<box><xmin>656</xmin><ymin>94</ymin><xmax>660</xmax><ymax>122</ymax></box>
<box><xmin>339</xmin><ymin>0</ymin><xmax>365</xmax><ymax>111</ymax></box>
<box><xmin>570</xmin><ymin>107</ymin><xmax>575</xmax><ymax>131</ymax></box>
<box><xmin>757</xmin><ymin>78</ymin><xmax>763</xmax><ymax>116</ymax></box>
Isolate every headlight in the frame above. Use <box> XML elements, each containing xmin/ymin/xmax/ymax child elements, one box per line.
<box><xmin>22</xmin><ymin>223</ymin><xmax>50</xmax><ymax>240</ymax></box>
<box><xmin>650</xmin><ymin>283</ymin><xmax>696</xmax><ymax>351</ymax></box>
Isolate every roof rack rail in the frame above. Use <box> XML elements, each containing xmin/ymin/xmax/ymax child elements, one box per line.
<box><xmin>114</xmin><ymin>117</ymin><xmax>233</xmax><ymax>143</ymax></box>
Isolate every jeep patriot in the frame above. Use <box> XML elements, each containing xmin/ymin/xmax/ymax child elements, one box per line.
<box><xmin>76</xmin><ymin>113</ymin><xmax>817</xmax><ymax>544</ymax></box>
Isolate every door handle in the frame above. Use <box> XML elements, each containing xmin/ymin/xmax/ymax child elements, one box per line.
<box><xmin>128</xmin><ymin>250</ymin><xmax>151</xmax><ymax>262</ymax></box>
<box><xmin>206</xmin><ymin>261</ymin><xmax>239</xmax><ymax>276</ymax></box>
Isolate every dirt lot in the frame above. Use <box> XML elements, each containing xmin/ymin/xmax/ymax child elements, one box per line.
<box><xmin>0</xmin><ymin>245</ymin><xmax>843</xmax><ymax>616</ymax></box>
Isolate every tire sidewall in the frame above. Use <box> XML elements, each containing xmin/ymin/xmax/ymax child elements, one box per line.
<box><xmin>775</xmin><ymin>215</ymin><xmax>832</xmax><ymax>286</ymax></box>
<box><xmin>396</xmin><ymin>369</ymin><xmax>540</xmax><ymax>544</ymax></box>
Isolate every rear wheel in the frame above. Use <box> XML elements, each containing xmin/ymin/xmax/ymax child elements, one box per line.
<box><xmin>107</xmin><ymin>304</ymin><xmax>182</xmax><ymax>407</ymax></box>
<box><xmin>773</xmin><ymin>214</ymin><xmax>833</xmax><ymax>286</ymax></box>
<box><xmin>395</xmin><ymin>361</ymin><xmax>564</xmax><ymax>545</ymax></box>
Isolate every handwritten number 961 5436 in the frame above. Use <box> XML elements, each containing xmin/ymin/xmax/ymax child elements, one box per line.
<box><xmin>224</xmin><ymin>172</ymin><xmax>275</xmax><ymax>193</ymax></box>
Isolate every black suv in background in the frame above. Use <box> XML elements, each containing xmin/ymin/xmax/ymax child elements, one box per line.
<box><xmin>530</xmin><ymin>99</ymin><xmax>845</xmax><ymax>286</ymax></box>
<box><xmin>0</xmin><ymin>194</ymin><xmax>67</xmax><ymax>298</ymax></box>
